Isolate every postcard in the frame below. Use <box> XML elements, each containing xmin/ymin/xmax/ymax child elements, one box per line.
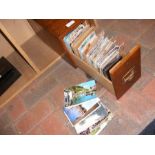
<box><xmin>63</xmin><ymin>97</ymin><xmax>100</xmax><ymax>126</ymax></box>
<box><xmin>74</xmin><ymin>102</ymin><xmax>111</xmax><ymax>135</ymax></box>
<box><xmin>64</xmin><ymin>80</ymin><xmax>97</xmax><ymax>107</ymax></box>
<box><xmin>63</xmin><ymin>24</ymin><xmax>86</xmax><ymax>52</ymax></box>
<box><xmin>78</xmin><ymin>112</ymin><xmax>113</xmax><ymax>135</ymax></box>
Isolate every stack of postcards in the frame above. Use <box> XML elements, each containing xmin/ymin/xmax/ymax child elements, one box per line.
<box><xmin>63</xmin><ymin>21</ymin><xmax>125</xmax><ymax>81</ymax></box>
<box><xmin>63</xmin><ymin>80</ymin><xmax>113</xmax><ymax>135</ymax></box>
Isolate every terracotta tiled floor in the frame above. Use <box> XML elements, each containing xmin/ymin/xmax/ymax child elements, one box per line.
<box><xmin>0</xmin><ymin>19</ymin><xmax>155</xmax><ymax>135</ymax></box>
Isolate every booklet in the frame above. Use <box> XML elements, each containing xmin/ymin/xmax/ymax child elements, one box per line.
<box><xmin>64</xmin><ymin>80</ymin><xmax>97</xmax><ymax>108</ymax></box>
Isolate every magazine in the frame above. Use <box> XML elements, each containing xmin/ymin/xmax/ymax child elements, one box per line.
<box><xmin>64</xmin><ymin>80</ymin><xmax>97</xmax><ymax>107</ymax></box>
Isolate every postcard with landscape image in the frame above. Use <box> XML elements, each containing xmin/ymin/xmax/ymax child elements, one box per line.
<box><xmin>74</xmin><ymin>102</ymin><xmax>111</xmax><ymax>135</ymax></box>
<box><xmin>64</xmin><ymin>80</ymin><xmax>97</xmax><ymax>107</ymax></box>
<box><xmin>63</xmin><ymin>97</ymin><xmax>100</xmax><ymax>126</ymax></box>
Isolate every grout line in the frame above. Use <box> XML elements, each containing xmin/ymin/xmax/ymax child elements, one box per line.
<box><xmin>135</xmin><ymin>22</ymin><xmax>155</xmax><ymax>43</ymax></box>
<box><xmin>14</xmin><ymin>98</ymin><xmax>56</xmax><ymax>134</ymax></box>
<box><xmin>26</xmin><ymin>110</ymin><xmax>54</xmax><ymax>134</ymax></box>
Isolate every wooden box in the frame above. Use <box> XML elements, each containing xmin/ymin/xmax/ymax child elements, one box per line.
<box><xmin>36</xmin><ymin>19</ymin><xmax>141</xmax><ymax>99</ymax></box>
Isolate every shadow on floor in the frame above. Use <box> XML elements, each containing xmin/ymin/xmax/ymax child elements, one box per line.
<box><xmin>140</xmin><ymin>119</ymin><xmax>155</xmax><ymax>135</ymax></box>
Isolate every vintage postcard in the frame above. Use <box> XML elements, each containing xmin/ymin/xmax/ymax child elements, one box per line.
<box><xmin>63</xmin><ymin>97</ymin><xmax>100</xmax><ymax>126</ymax></box>
<box><xmin>74</xmin><ymin>102</ymin><xmax>112</xmax><ymax>135</ymax></box>
<box><xmin>64</xmin><ymin>80</ymin><xmax>97</xmax><ymax>107</ymax></box>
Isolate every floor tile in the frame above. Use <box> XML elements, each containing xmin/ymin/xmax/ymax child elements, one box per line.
<box><xmin>15</xmin><ymin>112</ymin><xmax>35</xmax><ymax>134</ymax></box>
<box><xmin>39</xmin><ymin>111</ymin><xmax>71</xmax><ymax>135</ymax></box>
<box><xmin>99</xmin><ymin>92</ymin><xmax>119</xmax><ymax>113</ymax></box>
<box><xmin>7</xmin><ymin>96</ymin><xmax>26</xmax><ymax>121</ymax></box>
<box><xmin>28</xmin><ymin>126</ymin><xmax>43</xmax><ymax>135</ymax></box>
<box><xmin>15</xmin><ymin>99</ymin><xmax>52</xmax><ymax>134</ymax></box>
<box><xmin>0</xmin><ymin>106</ymin><xmax>7</xmax><ymax>116</ymax></box>
<box><xmin>140</xmin><ymin>45</ymin><xmax>150</xmax><ymax>60</ymax></box>
<box><xmin>0</xmin><ymin>112</ymin><xmax>11</xmax><ymax>130</ymax></box>
<box><xmin>22</xmin><ymin>76</ymin><xmax>57</xmax><ymax>108</ymax></box>
<box><xmin>138</xmin><ymin>23</ymin><xmax>155</xmax><ymax>49</ymax></box>
<box><xmin>118</xmin><ymin>90</ymin><xmax>155</xmax><ymax>125</ymax></box>
<box><xmin>102</xmin><ymin>90</ymin><xmax>118</xmax><ymax>105</ymax></box>
<box><xmin>48</xmin><ymin>84</ymin><xmax>65</xmax><ymax>110</ymax></box>
<box><xmin>52</xmin><ymin>60</ymin><xmax>88</xmax><ymax>87</ymax></box>
<box><xmin>142</xmin><ymin>48</ymin><xmax>155</xmax><ymax>76</ymax></box>
<box><xmin>0</xmin><ymin>124</ymin><xmax>17</xmax><ymax>135</ymax></box>
<box><xmin>133</xmin><ymin>69</ymin><xmax>154</xmax><ymax>90</ymax></box>
<box><xmin>108</xmin><ymin>20</ymin><xmax>153</xmax><ymax>40</ymax></box>
<box><xmin>96</xmin><ymin>82</ymin><xmax>107</xmax><ymax>97</ymax></box>
<box><xmin>101</xmin><ymin>111</ymin><xmax>140</xmax><ymax>135</ymax></box>
<box><xmin>95</xmin><ymin>19</ymin><xmax>117</xmax><ymax>33</ymax></box>
<box><xmin>142</xmin><ymin>79</ymin><xmax>155</xmax><ymax>103</ymax></box>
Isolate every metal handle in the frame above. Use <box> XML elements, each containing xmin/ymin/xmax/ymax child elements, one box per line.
<box><xmin>122</xmin><ymin>67</ymin><xmax>135</xmax><ymax>84</ymax></box>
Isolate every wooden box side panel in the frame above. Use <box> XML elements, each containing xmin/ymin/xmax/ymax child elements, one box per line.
<box><xmin>110</xmin><ymin>45</ymin><xmax>141</xmax><ymax>99</ymax></box>
<box><xmin>69</xmin><ymin>52</ymin><xmax>115</xmax><ymax>94</ymax></box>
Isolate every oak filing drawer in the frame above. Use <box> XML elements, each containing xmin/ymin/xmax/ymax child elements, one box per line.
<box><xmin>36</xmin><ymin>19</ymin><xmax>141</xmax><ymax>99</ymax></box>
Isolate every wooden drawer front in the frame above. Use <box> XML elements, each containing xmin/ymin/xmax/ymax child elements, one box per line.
<box><xmin>110</xmin><ymin>45</ymin><xmax>141</xmax><ymax>99</ymax></box>
<box><xmin>35</xmin><ymin>19</ymin><xmax>84</xmax><ymax>39</ymax></box>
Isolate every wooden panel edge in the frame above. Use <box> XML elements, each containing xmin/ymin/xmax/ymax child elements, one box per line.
<box><xmin>110</xmin><ymin>44</ymin><xmax>141</xmax><ymax>75</ymax></box>
<box><xmin>0</xmin><ymin>22</ymin><xmax>40</xmax><ymax>73</ymax></box>
<box><xmin>109</xmin><ymin>44</ymin><xmax>141</xmax><ymax>99</ymax></box>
